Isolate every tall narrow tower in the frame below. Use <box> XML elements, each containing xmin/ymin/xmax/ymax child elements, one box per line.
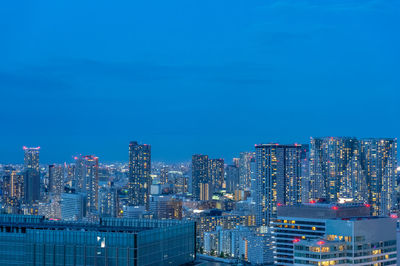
<box><xmin>128</xmin><ymin>141</ymin><xmax>151</xmax><ymax>208</ymax></box>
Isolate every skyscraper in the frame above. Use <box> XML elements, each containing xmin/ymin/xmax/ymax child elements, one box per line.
<box><xmin>310</xmin><ymin>137</ymin><xmax>397</xmax><ymax>215</ymax></box>
<box><xmin>48</xmin><ymin>164</ymin><xmax>64</xmax><ymax>196</ymax></box>
<box><xmin>239</xmin><ymin>152</ymin><xmax>254</xmax><ymax>189</ymax></box>
<box><xmin>255</xmin><ymin>144</ymin><xmax>303</xmax><ymax>226</ymax></box>
<box><xmin>74</xmin><ymin>155</ymin><xmax>99</xmax><ymax>215</ymax></box>
<box><xmin>208</xmin><ymin>158</ymin><xmax>224</xmax><ymax>191</ymax></box>
<box><xmin>192</xmin><ymin>154</ymin><xmax>209</xmax><ymax>200</ymax></box>
<box><xmin>309</xmin><ymin>137</ymin><xmax>366</xmax><ymax>203</ymax></box>
<box><xmin>128</xmin><ymin>141</ymin><xmax>151</xmax><ymax>207</ymax></box>
<box><xmin>23</xmin><ymin>146</ymin><xmax>40</xmax><ymax>203</ymax></box>
<box><xmin>361</xmin><ymin>138</ymin><xmax>397</xmax><ymax>216</ymax></box>
<box><xmin>225</xmin><ymin>164</ymin><xmax>239</xmax><ymax>193</ymax></box>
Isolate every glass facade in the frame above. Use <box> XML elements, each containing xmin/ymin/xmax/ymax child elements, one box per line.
<box><xmin>0</xmin><ymin>215</ymin><xmax>195</xmax><ymax>266</ymax></box>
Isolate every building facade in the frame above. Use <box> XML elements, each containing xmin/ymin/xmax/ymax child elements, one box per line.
<box><xmin>192</xmin><ymin>154</ymin><xmax>209</xmax><ymax>200</ymax></box>
<box><xmin>128</xmin><ymin>141</ymin><xmax>151</xmax><ymax>208</ymax></box>
<box><xmin>0</xmin><ymin>214</ymin><xmax>196</xmax><ymax>266</ymax></box>
<box><xmin>255</xmin><ymin>144</ymin><xmax>303</xmax><ymax>226</ymax></box>
<box><xmin>23</xmin><ymin>146</ymin><xmax>41</xmax><ymax>203</ymax></box>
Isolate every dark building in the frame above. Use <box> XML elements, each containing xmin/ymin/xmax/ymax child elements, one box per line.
<box><xmin>128</xmin><ymin>141</ymin><xmax>151</xmax><ymax>208</ymax></box>
<box><xmin>48</xmin><ymin>164</ymin><xmax>64</xmax><ymax>196</ymax></box>
<box><xmin>23</xmin><ymin>146</ymin><xmax>40</xmax><ymax>203</ymax></box>
<box><xmin>74</xmin><ymin>155</ymin><xmax>99</xmax><ymax>216</ymax></box>
<box><xmin>0</xmin><ymin>214</ymin><xmax>196</xmax><ymax>265</ymax></box>
<box><xmin>192</xmin><ymin>154</ymin><xmax>209</xmax><ymax>201</ymax></box>
<box><xmin>225</xmin><ymin>164</ymin><xmax>239</xmax><ymax>193</ymax></box>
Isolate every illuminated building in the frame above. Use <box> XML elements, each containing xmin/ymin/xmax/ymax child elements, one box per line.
<box><xmin>149</xmin><ymin>194</ymin><xmax>182</xmax><ymax>220</ymax></box>
<box><xmin>0</xmin><ymin>214</ymin><xmax>196</xmax><ymax>265</ymax></box>
<box><xmin>192</xmin><ymin>154</ymin><xmax>209</xmax><ymax>200</ymax></box>
<box><xmin>48</xmin><ymin>164</ymin><xmax>64</xmax><ymax>196</ymax></box>
<box><xmin>271</xmin><ymin>203</ymin><xmax>396</xmax><ymax>265</ymax></box>
<box><xmin>310</xmin><ymin>137</ymin><xmax>367</xmax><ymax>203</ymax></box>
<box><xmin>128</xmin><ymin>141</ymin><xmax>151</xmax><ymax>208</ymax></box>
<box><xmin>23</xmin><ymin>146</ymin><xmax>41</xmax><ymax>203</ymax></box>
<box><xmin>310</xmin><ymin>137</ymin><xmax>397</xmax><ymax>215</ymax></box>
<box><xmin>239</xmin><ymin>152</ymin><xmax>254</xmax><ymax>189</ymax></box>
<box><xmin>74</xmin><ymin>155</ymin><xmax>99</xmax><ymax>215</ymax></box>
<box><xmin>2</xmin><ymin>166</ymin><xmax>24</xmax><ymax>212</ymax></box>
<box><xmin>167</xmin><ymin>171</ymin><xmax>187</xmax><ymax>194</ymax></box>
<box><xmin>208</xmin><ymin>158</ymin><xmax>224</xmax><ymax>191</ymax></box>
<box><xmin>360</xmin><ymin>138</ymin><xmax>397</xmax><ymax>216</ymax></box>
<box><xmin>294</xmin><ymin>227</ymin><xmax>396</xmax><ymax>266</ymax></box>
<box><xmin>255</xmin><ymin>144</ymin><xmax>303</xmax><ymax>226</ymax></box>
<box><xmin>98</xmin><ymin>185</ymin><xmax>118</xmax><ymax>218</ymax></box>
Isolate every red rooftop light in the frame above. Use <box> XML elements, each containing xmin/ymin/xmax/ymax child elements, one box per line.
<box><xmin>317</xmin><ymin>241</ymin><xmax>325</xmax><ymax>245</ymax></box>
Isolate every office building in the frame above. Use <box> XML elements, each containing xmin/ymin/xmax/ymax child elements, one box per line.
<box><xmin>0</xmin><ymin>214</ymin><xmax>196</xmax><ymax>265</ymax></box>
<box><xmin>149</xmin><ymin>194</ymin><xmax>182</xmax><ymax>220</ymax></box>
<box><xmin>61</xmin><ymin>191</ymin><xmax>85</xmax><ymax>221</ymax></box>
<box><xmin>255</xmin><ymin>144</ymin><xmax>303</xmax><ymax>226</ymax></box>
<box><xmin>272</xmin><ymin>203</ymin><xmax>397</xmax><ymax>265</ymax></box>
<box><xmin>128</xmin><ymin>141</ymin><xmax>151</xmax><ymax>208</ymax></box>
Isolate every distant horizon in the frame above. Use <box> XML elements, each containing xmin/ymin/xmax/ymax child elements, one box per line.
<box><xmin>1</xmin><ymin>0</ymin><xmax>399</xmax><ymax>164</ymax></box>
<box><xmin>2</xmin><ymin>135</ymin><xmax>399</xmax><ymax>165</ymax></box>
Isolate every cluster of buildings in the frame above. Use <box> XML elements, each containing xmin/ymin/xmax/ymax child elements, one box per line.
<box><xmin>0</xmin><ymin>136</ymin><xmax>398</xmax><ymax>265</ymax></box>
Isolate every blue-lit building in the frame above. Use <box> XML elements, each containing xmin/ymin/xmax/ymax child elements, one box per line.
<box><xmin>0</xmin><ymin>214</ymin><xmax>196</xmax><ymax>265</ymax></box>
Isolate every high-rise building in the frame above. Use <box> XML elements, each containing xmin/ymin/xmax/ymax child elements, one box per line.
<box><xmin>225</xmin><ymin>164</ymin><xmax>239</xmax><ymax>193</ymax></box>
<box><xmin>208</xmin><ymin>158</ymin><xmax>224</xmax><ymax>192</ymax></box>
<box><xmin>255</xmin><ymin>144</ymin><xmax>303</xmax><ymax>226</ymax></box>
<box><xmin>1</xmin><ymin>167</ymin><xmax>23</xmax><ymax>213</ymax></box>
<box><xmin>192</xmin><ymin>154</ymin><xmax>209</xmax><ymax>200</ymax></box>
<box><xmin>74</xmin><ymin>155</ymin><xmax>99</xmax><ymax>215</ymax></box>
<box><xmin>23</xmin><ymin>146</ymin><xmax>40</xmax><ymax>203</ymax></box>
<box><xmin>239</xmin><ymin>152</ymin><xmax>254</xmax><ymax>189</ymax></box>
<box><xmin>360</xmin><ymin>138</ymin><xmax>397</xmax><ymax>216</ymax></box>
<box><xmin>273</xmin><ymin>203</ymin><xmax>397</xmax><ymax>265</ymax></box>
<box><xmin>310</xmin><ymin>137</ymin><xmax>367</xmax><ymax>203</ymax></box>
<box><xmin>128</xmin><ymin>141</ymin><xmax>151</xmax><ymax>207</ymax></box>
<box><xmin>310</xmin><ymin>137</ymin><xmax>397</xmax><ymax>215</ymax></box>
<box><xmin>48</xmin><ymin>164</ymin><xmax>64</xmax><ymax>196</ymax></box>
<box><xmin>0</xmin><ymin>214</ymin><xmax>196</xmax><ymax>265</ymax></box>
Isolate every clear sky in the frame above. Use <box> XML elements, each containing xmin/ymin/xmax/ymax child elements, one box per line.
<box><xmin>0</xmin><ymin>0</ymin><xmax>399</xmax><ymax>163</ymax></box>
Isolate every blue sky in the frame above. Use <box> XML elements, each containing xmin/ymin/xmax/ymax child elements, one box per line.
<box><xmin>0</xmin><ymin>0</ymin><xmax>399</xmax><ymax>163</ymax></box>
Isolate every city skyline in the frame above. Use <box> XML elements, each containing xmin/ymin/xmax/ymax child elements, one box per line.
<box><xmin>1</xmin><ymin>0</ymin><xmax>399</xmax><ymax>163</ymax></box>
<box><xmin>2</xmin><ymin>137</ymin><xmax>399</xmax><ymax>164</ymax></box>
